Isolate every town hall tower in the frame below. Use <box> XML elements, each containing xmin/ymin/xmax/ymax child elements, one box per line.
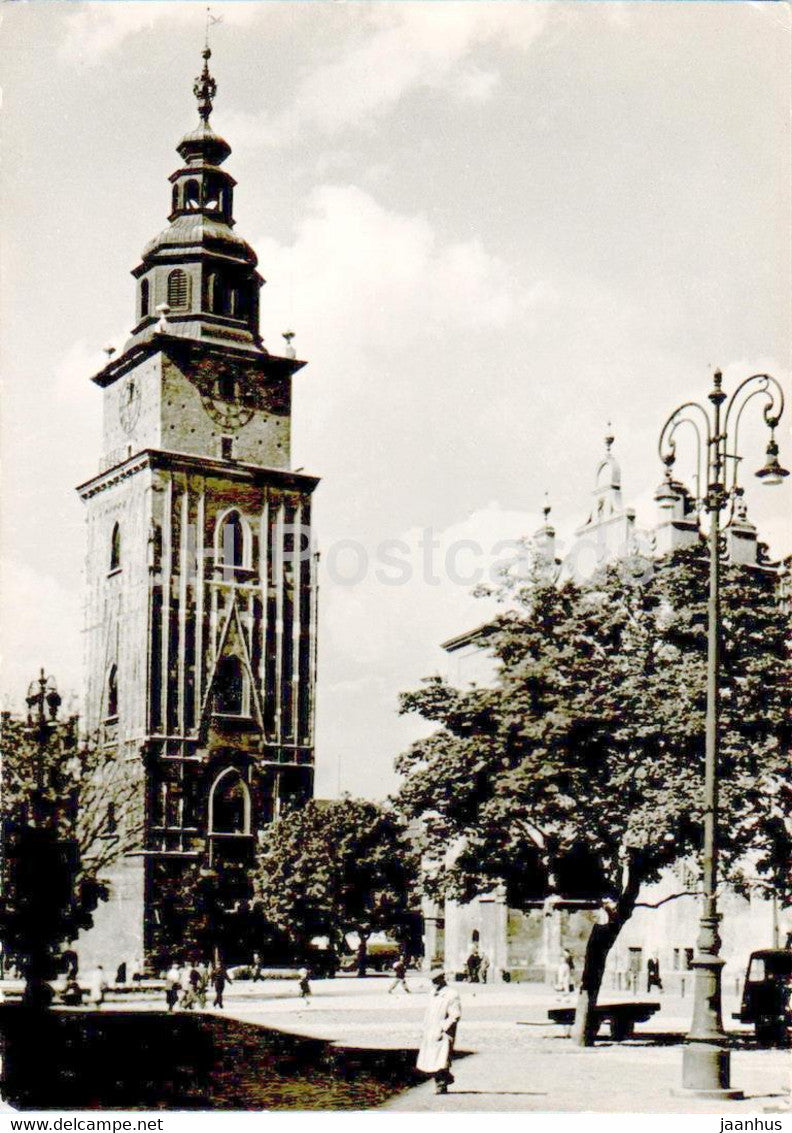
<box><xmin>76</xmin><ymin>50</ymin><xmax>319</xmax><ymax>969</ymax></box>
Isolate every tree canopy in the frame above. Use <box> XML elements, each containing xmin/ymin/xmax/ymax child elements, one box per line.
<box><xmin>0</xmin><ymin>712</ymin><xmax>144</xmax><ymax>996</ymax></box>
<box><xmin>253</xmin><ymin>797</ymin><xmax>420</xmax><ymax>972</ymax></box>
<box><xmin>396</xmin><ymin>547</ymin><xmax>792</xmax><ymax>1037</ymax></box>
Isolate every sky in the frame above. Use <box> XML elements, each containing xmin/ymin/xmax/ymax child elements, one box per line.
<box><xmin>1</xmin><ymin>1</ymin><xmax>790</xmax><ymax>800</ymax></box>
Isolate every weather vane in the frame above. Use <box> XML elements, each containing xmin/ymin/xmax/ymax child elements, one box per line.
<box><xmin>195</xmin><ymin>8</ymin><xmax>222</xmax><ymax>122</ymax></box>
<box><xmin>205</xmin><ymin>6</ymin><xmax>222</xmax><ymax>49</ymax></box>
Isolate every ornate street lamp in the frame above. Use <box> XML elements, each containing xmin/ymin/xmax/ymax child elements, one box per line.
<box><xmin>658</xmin><ymin>370</ymin><xmax>788</xmax><ymax>1097</ymax></box>
<box><xmin>24</xmin><ymin>669</ymin><xmax>62</xmax><ymax>822</ymax></box>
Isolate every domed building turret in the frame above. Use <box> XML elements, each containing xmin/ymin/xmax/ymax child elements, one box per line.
<box><xmin>127</xmin><ymin>48</ymin><xmax>263</xmax><ymax>353</ymax></box>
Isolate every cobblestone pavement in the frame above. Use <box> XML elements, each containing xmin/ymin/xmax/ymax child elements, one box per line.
<box><xmin>3</xmin><ymin>976</ymin><xmax>789</xmax><ymax>1112</ymax></box>
<box><xmin>215</xmin><ymin>977</ymin><xmax>791</xmax><ymax>1114</ymax></box>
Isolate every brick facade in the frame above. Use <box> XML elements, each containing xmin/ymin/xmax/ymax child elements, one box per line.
<box><xmin>73</xmin><ymin>55</ymin><xmax>318</xmax><ymax>974</ymax></box>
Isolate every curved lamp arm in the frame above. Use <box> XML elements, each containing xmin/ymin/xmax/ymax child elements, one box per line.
<box><xmin>723</xmin><ymin>373</ymin><xmax>787</xmax><ymax>495</ymax></box>
<box><xmin>723</xmin><ymin>372</ymin><xmax>786</xmax><ymax>436</ymax></box>
<box><xmin>658</xmin><ymin>401</ymin><xmax>711</xmax><ymax>508</ymax></box>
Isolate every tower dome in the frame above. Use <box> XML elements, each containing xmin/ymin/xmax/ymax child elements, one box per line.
<box><xmin>126</xmin><ymin>47</ymin><xmax>265</xmax><ymax>354</ymax></box>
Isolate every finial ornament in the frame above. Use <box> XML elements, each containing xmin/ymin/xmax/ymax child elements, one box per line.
<box><xmin>542</xmin><ymin>491</ymin><xmax>551</xmax><ymax>523</ymax></box>
<box><xmin>604</xmin><ymin>421</ymin><xmax>614</xmax><ymax>451</ymax></box>
<box><xmin>194</xmin><ymin>44</ymin><xmax>217</xmax><ymax>122</ymax></box>
<box><xmin>282</xmin><ymin>330</ymin><xmax>296</xmax><ymax>360</ymax></box>
<box><xmin>709</xmin><ymin>367</ymin><xmax>726</xmax><ymax>406</ymax></box>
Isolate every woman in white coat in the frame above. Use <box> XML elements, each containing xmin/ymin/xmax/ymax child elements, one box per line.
<box><xmin>416</xmin><ymin>968</ymin><xmax>462</xmax><ymax>1094</ymax></box>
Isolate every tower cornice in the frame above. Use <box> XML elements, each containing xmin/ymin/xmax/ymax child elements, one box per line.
<box><xmin>89</xmin><ymin>333</ymin><xmax>306</xmax><ymax>389</ymax></box>
<box><xmin>76</xmin><ymin>447</ymin><xmax>320</xmax><ymax>500</ymax></box>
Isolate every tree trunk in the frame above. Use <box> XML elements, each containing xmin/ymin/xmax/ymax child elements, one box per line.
<box><xmin>570</xmin><ymin>919</ymin><xmax>621</xmax><ymax>1045</ymax></box>
<box><xmin>356</xmin><ymin>932</ymin><xmax>370</xmax><ymax>978</ymax></box>
<box><xmin>571</xmin><ymin>875</ymin><xmax>641</xmax><ymax>1046</ymax></box>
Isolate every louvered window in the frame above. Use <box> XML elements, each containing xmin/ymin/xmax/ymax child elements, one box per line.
<box><xmin>167</xmin><ymin>269</ymin><xmax>189</xmax><ymax>309</ymax></box>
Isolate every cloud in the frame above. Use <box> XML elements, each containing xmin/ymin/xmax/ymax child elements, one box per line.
<box><xmin>59</xmin><ymin>1</ymin><xmax>260</xmax><ymax>66</ymax></box>
<box><xmin>50</xmin><ymin>336</ymin><xmax>126</xmax><ymax>406</ymax></box>
<box><xmin>255</xmin><ymin>182</ymin><xmax>553</xmax><ymax>368</ymax></box>
<box><xmin>220</xmin><ymin>3</ymin><xmax>550</xmax><ymax>146</ymax></box>
<box><xmin>314</xmin><ymin>501</ymin><xmax>537</xmax><ymax>798</ymax></box>
<box><xmin>320</xmin><ymin>499</ymin><xmax>536</xmax><ymax>668</ymax></box>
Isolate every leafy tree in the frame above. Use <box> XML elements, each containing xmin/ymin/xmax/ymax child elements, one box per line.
<box><xmin>0</xmin><ymin>711</ymin><xmax>144</xmax><ymax>1001</ymax></box>
<box><xmin>149</xmin><ymin>852</ymin><xmax>266</xmax><ymax>970</ymax></box>
<box><xmin>253</xmin><ymin>797</ymin><xmax>420</xmax><ymax>974</ymax></box>
<box><xmin>396</xmin><ymin>547</ymin><xmax>792</xmax><ymax>1043</ymax></box>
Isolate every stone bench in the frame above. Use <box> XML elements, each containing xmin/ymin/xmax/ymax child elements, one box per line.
<box><xmin>548</xmin><ymin>1001</ymin><xmax>660</xmax><ymax>1041</ymax></box>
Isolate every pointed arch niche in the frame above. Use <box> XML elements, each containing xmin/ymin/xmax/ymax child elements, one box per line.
<box><xmin>208</xmin><ymin>768</ymin><xmax>251</xmax><ymax>837</ymax></box>
<box><xmin>212</xmin><ymin>654</ymin><xmax>250</xmax><ymax>717</ymax></box>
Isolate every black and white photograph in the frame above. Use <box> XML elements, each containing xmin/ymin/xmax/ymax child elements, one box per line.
<box><xmin>1</xmin><ymin>0</ymin><xmax>790</xmax><ymax>1120</ymax></box>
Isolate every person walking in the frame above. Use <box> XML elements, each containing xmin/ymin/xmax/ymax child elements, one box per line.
<box><xmin>416</xmin><ymin>968</ymin><xmax>462</xmax><ymax>1095</ymax></box>
<box><xmin>212</xmin><ymin>962</ymin><xmax>232</xmax><ymax>1009</ymax></box>
<box><xmin>88</xmin><ymin>965</ymin><xmax>108</xmax><ymax>1009</ymax></box>
<box><xmin>165</xmin><ymin>963</ymin><xmax>181</xmax><ymax>1011</ymax></box>
<box><xmin>647</xmin><ymin>955</ymin><xmax>663</xmax><ymax>992</ymax></box>
<box><xmin>297</xmin><ymin>967</ymin><xmax>312</xmax><ymax>1003</ymax></box>
<box><xmin>465</xmin><ymin>945</ymin><xmax>482</xmax><ymax>984</ymax></box>
<box><xmin>197</xmin><ymin>962</ymin><xmax>209</xmax><ymax>1008</ymax></box>
<box><xmin>388</xmin><ymin>955</ymin><xmax>410</xmax><ymax>994</ymax></box>
<box><xmin>182</xmin><ymin>964</ymin><xmax>201</xmax><ymax>1010</ymax></box>
<box><xmin>251</xmin><ymin>951</ymin><xmax>263</xmax><ymax>982</ymax></box>
<box><xmin>479</xmin><ymin>953</ymin><xmax>490</xmax><ymax>985</ymax></box>
<box><xmin>554</xmin><ymin>949</ymin><xmax>575</xmax><ymax>998</ymax></box>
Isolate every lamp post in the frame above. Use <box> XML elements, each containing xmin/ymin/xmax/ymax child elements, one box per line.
<box><xmin>658</xmin><ymin>370</ymin><xmax>788</xmax><ymax>1096</ymax></box>
<box><xmin>24</xmin><ymin>669</ymin><xmax>62</xmax><ymax>826</ymax></box>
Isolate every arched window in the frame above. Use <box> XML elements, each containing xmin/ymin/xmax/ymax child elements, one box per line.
<box><xmin>206</xmin><ymin>272</ymin><xmax>221</xmax><ymax>313</ymax></box>
<box><xmin>107</xmin><ymin>665</ymin><xmax>118</xmax><ymax>719</ymax></box>
<box><xmin>203</xmin><ymin>177</ymin><xmax>220</xmax><ymax>211</ymax></box>
<box><xmin>184</xmin><ymin>180</ymin><xmax>200</xmax><ymax>209</ymax></box>
<box><xmin>139</xmin><ymin>279</ymin><xmax>150</xmax><ymax>320</ymax></box>
<box><xmin>213</xmin><ymin>656</ymin><xmax>247</xmax><ymax>716</ymax></box>
<box><xmin>110</xmin><ymin>522</ymin><xmax>121</xmax><ymax>572</ymax></box>
<box><xmin>209</xmin><ymin>769</ymin><xmax>250</xmax><ymax>834</ymax></box>
<box><xmin>171</xmin><ymin>184</ymin><xmax>180</xmax><ymax>213</ymax></box>
<box><xmin>167</xmin><ymin>269</ymin><xmax>189</xmax><ymax>309</ymax></box>
<box><xmin>217</xmin><ymin>510</ymin><xmax>247</xmax><ymax>572</ymax></box>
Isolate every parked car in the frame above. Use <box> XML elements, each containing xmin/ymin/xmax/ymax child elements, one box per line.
<box><xmin>340</xmin><ymin>941</ymin><xmax>402</xmax><ymax>974</ymax></box>
<box><xmin>734</xmin><ymin>948</ymin><xmax>792</xmax><ymax>1046</ymax></box>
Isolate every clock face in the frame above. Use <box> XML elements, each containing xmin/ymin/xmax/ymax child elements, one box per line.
<box><xmin>186</xmin><ymin>356</ymin><xmax>286</xmax><ymax>432</ymax></box>
<box><xmin>119</xmin><ymin>375</ymin><xmax>142</xmax><ymax>433</ymax></box>
<box><xmin>196</xmin><ymin>361</ymin><xmax>257</xmax><ymax>431</ymax></box>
